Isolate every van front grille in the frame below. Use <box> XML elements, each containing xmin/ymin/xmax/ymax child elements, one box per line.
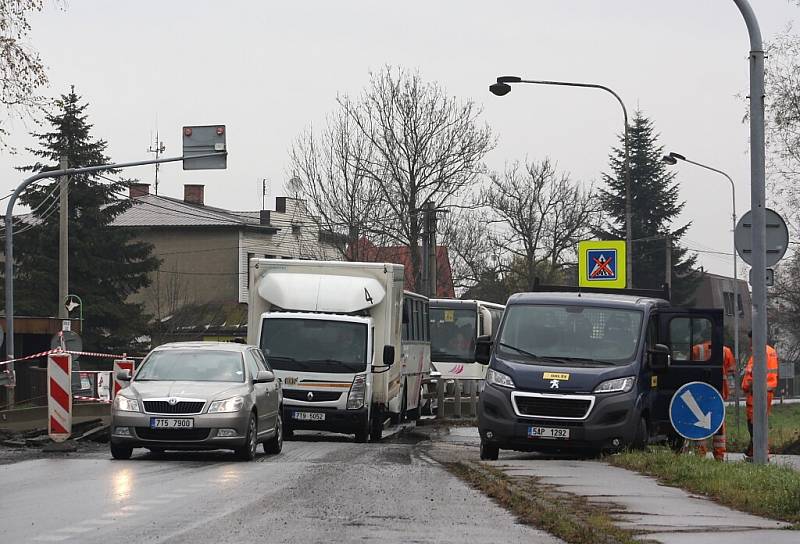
<box><xmin>513</xmin><ymin>394</ymin><xmax>592</xmax><ymax>419</ymax></box>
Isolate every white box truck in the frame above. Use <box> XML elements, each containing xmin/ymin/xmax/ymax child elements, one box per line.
<box><xmin>247</xmin><ymin>259</ymin><xmax>430</xmax><ymax>442</ymax></box>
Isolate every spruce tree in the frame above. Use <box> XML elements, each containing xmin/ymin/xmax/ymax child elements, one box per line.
<box><xmin>11</xmin><ymin>87</ymin><xmax>159</xmax><ymax>351</ymax></box>
<box><xmin>598</xmin><ymin>111</ymin><xmax>701</xmax><ymax>304</ymax></box>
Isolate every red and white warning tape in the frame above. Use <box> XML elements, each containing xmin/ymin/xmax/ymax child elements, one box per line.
<box><xmin>0</xmin><ymin>349</ymin><xmax>143</xmax><ymax>367</ymax></box>
<box><xmin>73</xmin><ymin>395</ymin><xmax>112</xmax><ymax>404</ymax></box>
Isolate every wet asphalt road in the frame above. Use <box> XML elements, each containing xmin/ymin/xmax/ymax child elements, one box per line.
<box><xmin>0</xmin><ymin>432</ymin><xmax>561</xmax><ymax>544</ymax></box>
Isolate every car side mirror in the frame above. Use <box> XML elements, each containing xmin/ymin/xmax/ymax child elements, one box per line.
<box><xmin>648</xmin><ymin>343</ymin><xmax>671</xmax><ymax>371</ymax></box>
<box><xmin>116</xmin><ymin>369</ymin><xmax>132</xmax><ymax>382</ymax></box>
<box><xmin>475</xmin><ymin>335</ymin><xmax>492</xmax><ymax>365</ymax></box>
<box><xmin>382</xmin><ymin>345</ymin><xmax>395</xmax><ymax>366</ymax></box>
<box><xmin>254</xmin><ymin>370</ymin><xmax>275</xmax><ymax>383</ymax></box>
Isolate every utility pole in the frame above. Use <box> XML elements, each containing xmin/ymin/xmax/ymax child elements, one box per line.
<box><xmin>148</xmin><ymin>132</ymin><xmax>165</xmax><ymax>195</ymax></box>
<box><xmin>428</xmin><ymin>203</ymin><xmax>438</xmax><ymax>299</ymax></box>
<box><xmin>421</xmin><ymin>206</ymin><xmax>429</xmax><ymax>296</ymax></box>
<box><xmin>664</xmin><ymin>233</ymin><xmax>671</xmax><ymax>293</ymax></box>
<box><xmin>58</xmin><ymin>156</ymin><xmax>69</xmax><ymax>320</ymax></box>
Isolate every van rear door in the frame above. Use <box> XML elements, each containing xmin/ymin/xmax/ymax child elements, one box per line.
<box><xmin>649</xmin><ymin>308</ymin><xmax>724</xmax><ymax>434</ymax></box>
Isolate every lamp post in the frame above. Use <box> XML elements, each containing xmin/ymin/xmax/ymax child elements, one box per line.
<box><xmin>662</xmin><ymin>152</ymin><xmax>741</xmax><ymax>430</ymax></box>
<box><xmin>64</xmin><ymin>294</ymin><xmax>84</xmax><ymax>333</ymax></box>
<box><xmin>489</xmin><ymin>75</ymin><xmax>633</xmax><ymax>288</ymax></box>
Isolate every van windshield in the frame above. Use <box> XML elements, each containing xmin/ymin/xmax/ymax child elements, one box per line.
<box><xmin>497</xmin><ymin>305</ymin><xmax>643</xmax><ymax>365</ymax></box>
<box><xmin>429</xmin><ymin>307</ymin><xmax>477</xmax><ymax>362</ymax></box>
<box><xmin>260</xmin><ymin>318</ymin><xmax>368</xmax><ymax>373</ymax></box>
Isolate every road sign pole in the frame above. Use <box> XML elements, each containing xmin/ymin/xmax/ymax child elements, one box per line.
<box><xmin>733</xmin><ymin>0</ymin><xmax>769</xmax><ymax>464</ymax></box>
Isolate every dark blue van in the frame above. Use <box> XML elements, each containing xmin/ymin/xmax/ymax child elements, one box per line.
<box><xmin>476</xmin><ymin>288</ymin><xmax>723</xmax><ymax>459</ymax></box>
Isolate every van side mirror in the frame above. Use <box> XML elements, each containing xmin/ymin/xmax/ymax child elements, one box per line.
<box><xmin>648</xmin><ymin>343</ymin><xmax>671</xmax><ymax>371</ymax></box>
<box><xmin>116</xmin><ymin>369</ymin><xmax>132</xmax><ymax>382</ymax></box>
<box><xmin>475</xmin><ymin>335</ymin><xmax>492</xmax><ymax>365</ymax></box>
<box><xmin>382</xmin><ymin>345</ymin><xmax>395</xmax><ymax>366</ymax></box>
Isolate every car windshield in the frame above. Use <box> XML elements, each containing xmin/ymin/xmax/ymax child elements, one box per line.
<box><xmin>261</xmin><ymin>318</ymin><xmax>368</xmax><ymax>373</ymax></box>
<box><xmin>429</xmin><ymin>307</ymin><xmax>477</xmax><ymax>362</ymax></box>
<box><xmin>497</xmin><ymin>304</ymin><xmax>644</xmax><ymax>365</ymax></box>
<box><xmin>135</xmin><ymin>350</ymin><xmax>245</xmax><ymax>382</ymax></box>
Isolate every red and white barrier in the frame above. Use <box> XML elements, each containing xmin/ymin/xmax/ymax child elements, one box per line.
<box><xmin>112</xmin><ymin>359</ymin><xmax>136</xmax><ymax>399</ymax></box>
<box><xmin>47</xmin><ymin>353</ymin><xmax>73</xmax><ymax>442</ymax></box>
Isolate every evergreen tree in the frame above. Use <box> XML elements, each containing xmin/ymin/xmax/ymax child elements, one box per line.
<box><xmin>11</xmin><ymin>87</ymin><xmax>159</xmax><ymax>351</ymax></box>
<box><xmin>598</xmin><ymin>111</ymin><xmax>701</xmax><ymax>304</ymax></box>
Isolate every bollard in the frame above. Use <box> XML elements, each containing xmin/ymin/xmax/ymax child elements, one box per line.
<box><xmin>454</xmin><ymin>380</ymin><xmax>462</xmax><ymax>418</ymax></box>
<box><xmin>437</xmin><ymin>378</ymin><xmax>446</xmax><ymax>419</ymax></box>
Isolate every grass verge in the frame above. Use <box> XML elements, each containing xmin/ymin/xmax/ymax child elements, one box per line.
<box><xmin>447</xmin><ymin>461</ymin><xmax>653</xmax><ymax>544</ymax></box>
<box><xmin>609</xmin><ymin>447</ymin><xmax>800</xmax><ymax>525</ymax></box>
<box><xmin>725</xmin><ymin>403</ymin><xmax>800</xmax><ymax>454</ymax></box>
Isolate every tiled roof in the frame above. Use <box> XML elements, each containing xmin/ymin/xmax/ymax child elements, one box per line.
<box><xmin>111</xmin><ymin>194</ymin><xmax>278</xmax><ymax>231</ymax></box>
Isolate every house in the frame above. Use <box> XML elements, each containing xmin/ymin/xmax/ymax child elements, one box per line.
<box><xmin>112</xmin><ymin>184</ymin><xmax>340</xmax><ymax>323</ymax></box>
<box><xmin>691</xmin><ymin>272</ymin><xmax>752</xmax><ymax>348</ymax></box>
<box><xmin>348</xmin><ymin>238</ymin><xmax>455</xmax><ymax>298</ymax></box>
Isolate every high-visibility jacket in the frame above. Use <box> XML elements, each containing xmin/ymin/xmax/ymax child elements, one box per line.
<box><xmin>741</xmin><ymin>345</ymin><xmax>779</xmax><ymax>421</ymax></box>
<box><xmin>690</xmin><ymin>342</ymin><xmax>736</xmax><ymax>400</ymax></box>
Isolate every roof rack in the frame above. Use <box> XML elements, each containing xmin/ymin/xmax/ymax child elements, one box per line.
<box><xmin>532</xmin><ymin>278</ymin><xmax>671</xmax><ymax>302</ymax></box>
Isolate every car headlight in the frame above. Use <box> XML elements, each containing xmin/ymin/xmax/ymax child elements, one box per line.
<box><xmin>113</xmin><ymin>395</ymin><xmax>140</xmax><ymax>412</ymax></box>
<box><xmin>347</xmin><ymin>374</ymin><xmax>367</xmax><ymax>410</ymax></box>
<box><xmin>487</xmin><ymin>368</ymin><xmax>515</xmax><ymax>389</ymax></box>
<box><xmin>594</xmin><ymin>376</ymin><xmax>636</xmax><ymax>394</ymax></box>
<box><xmin>208</xmin><ymin>396</ymin><xmax>245</xmax><ymax>413</ymax></box>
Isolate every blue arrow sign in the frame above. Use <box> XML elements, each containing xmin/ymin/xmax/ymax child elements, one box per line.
<box><xmin>669</xmin><ymin>381</ymin><xmax>725</xmax><ymax>440</ymax></box>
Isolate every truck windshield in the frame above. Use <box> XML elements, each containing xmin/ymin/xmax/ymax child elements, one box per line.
<box><xmin>260</xmin><ymin>318</ymin><xmax>368</xmax><ymax>373</ymax></box>
<box><xmin>497</xmin><ymin>305</ymin><xmax>643</xmax><ymax>365</ymax></box>
<box><xmin>429</xmin><ymin>307</ymin><xmax>477</xmax><ymax>362</ymax></box>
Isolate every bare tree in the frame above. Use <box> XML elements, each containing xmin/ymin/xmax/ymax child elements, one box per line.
<box><xmin>482</xmin><ymin>158</ymin><xmax>599</xmax><ymax>291</ymax></box>
<box><xmin>336</xmin><ymin>66</ymin><xmax>494</xmax><ymax>290</ymax></box>
<box><xmin>439</xmin><ymin>206</ymin><xmax>499</xmax><ymax>293</ymax></box>
<box><xmin>0</xmin><ymin>0</ymin><xmax>53</xmax><ymax>146</ymax></box>
<box><xmin>761</xmin><ymin>30</ymin><xmax>800</xmax><ymax>238</ymax></box>
<box><xmin>289</xmin><ymin>109</ymin><xmax>387</xmax><ymax>260</ymax></box>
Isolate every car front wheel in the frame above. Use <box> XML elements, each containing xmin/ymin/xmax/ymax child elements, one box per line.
<box><xmin>110</xmin><ymin>443</ymin><xmax>133</xmax><ymax>460</ymax></box>
<box><xmin>479</xmin><ymin>440</ymin><xmax>499</xmax><ymax>461</ymax></box>
<box><xmin>235</xmin><ymin>413</ymin><xmax>258</xmax><ymax>461</ymax></box>
<box><xmin>263</xmin><ymin>414</ymin><xmax>283</xmax><ymax>454</ymax></box>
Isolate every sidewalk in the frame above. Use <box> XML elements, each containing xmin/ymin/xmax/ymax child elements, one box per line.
<box><xmin>431</xmin><ymin>427</ymin><xmax>797</xmax><ymax>544</ymax></box>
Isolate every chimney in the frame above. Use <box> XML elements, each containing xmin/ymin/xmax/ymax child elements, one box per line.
<box><xmin>259</xmin><ymin>210</ymin><xmax>270</xmax><ymax>225</ymax></box>
<box><xmin>184</xmin><ymin>184</ymin><xmax>205</xmax><ymax>206</ymax></box>
<box><xmin>275</xmin><ymin>196</ymin><xmax>287</xmax><ymax>213</ymax></box>
<box><xmin>129</xmin><ymin>183</ymin><xmax>150</xmax><ymax>198</ymax></box>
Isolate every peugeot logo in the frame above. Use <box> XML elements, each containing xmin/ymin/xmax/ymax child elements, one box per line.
<box><xmin>307</xmin><ymin>392</ymin><xmax>314</xmax><ymax>401</ymax></box>
<box><xmin>168</xmin><ymin>397</ymin><xmax>178</xmax><ymax>405</ymax></box>
<box><xmin>549</xmin><ymin>380</ymin><xmax>560</xmax><ymax>390</ymax></box>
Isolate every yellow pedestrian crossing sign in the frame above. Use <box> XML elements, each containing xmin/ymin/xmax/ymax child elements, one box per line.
<box><xmin>578</xmin><ymin>240</ymin><xmax>626</xmax><ymax>289</ymax></box>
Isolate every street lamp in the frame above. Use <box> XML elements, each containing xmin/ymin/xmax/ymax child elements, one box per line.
<box><xmin>662</xmin><ymin>152</ymin><xmax>741</xmax><ymax>413</ymax></box>
<box><xmin>489</xmin><ymin>75</ymin><xmax>633</xmax><ymax>288</ymax></box>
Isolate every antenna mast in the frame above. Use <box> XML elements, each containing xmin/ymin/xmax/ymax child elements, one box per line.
<box><xmin>148</xmin><ymin>131</ymin><xmax>166</xmax><ymax>195</ymax></box>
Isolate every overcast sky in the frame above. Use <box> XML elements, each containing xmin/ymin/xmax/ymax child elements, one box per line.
<box><xmin>0</xmin><ymin>0</ymin><xmax>797</xmax><ymax>277</ymax></box>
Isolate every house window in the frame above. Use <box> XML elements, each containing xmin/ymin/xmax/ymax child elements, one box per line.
<box><xmin>247</xmin><ymin>252</ymin><xmax>255</xmax><ymax>288</ymax></box>
<box><xmin>722</xmin><ymin>291</ymin><xmax>734</xmax><ymax>316</ymax></box>
<box><xmin>737</xmin><ymin>293</ymin><xmax>743</xmax><ymax>315</ymax></box>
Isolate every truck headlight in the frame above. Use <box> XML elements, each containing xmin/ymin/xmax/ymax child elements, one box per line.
<box><xmin>594</xmin><ymin>377</ymin><xmax>636</xmax><ymax>394</ymax></box>
<box><xmin>208</xmin><ymin>396</ymin><xmax>245</xmax><ymax>413</ymax></box>
<box><xmin>113</xmin><ymin>395</ymin><xmax>140</xmax><ymax>413</ymax></box>
<box><xmin>347</xmin><ymin>374</ymin><xmax>367</xmax><ymax>410</ymax></box>
<box><xmin>487</xmin><ymin>368</ymin><xmax>515</xmax><ymax>389</ymax></box>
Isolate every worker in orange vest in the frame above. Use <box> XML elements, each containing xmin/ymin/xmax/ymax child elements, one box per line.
<box><xmin>690</xmin><ymin>338</ymin><xmax>736</xmax><ymax>460</ymax></box>
<box><xmin>741</xmin><ymin>331</ymin><xmax>780</xmax><ymax>461</ymax></box>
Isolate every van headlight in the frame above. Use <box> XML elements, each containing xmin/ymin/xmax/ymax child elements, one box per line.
<box><xmin>208</xmin><ymin>396</ymin><xmax>245</xmax><ymax>413</ymax></box>
<box><xmin>594</xmin><ymin>377</ymin><xmax>636</xmax><ymax>394</ymax></box>
<box><xmin>113</xmin><ymin>395</ymin><xmax>140</xmax><ymax>412</ymax></box>
<box><xmin>347</xmin><ymin>374</ymin><xmax>367</xmax><ymax>410</ymax></box>
<box><xmin>487</xmin><ymin>369</ymin><xmax>515</xmax><ymax>389</ymax></box>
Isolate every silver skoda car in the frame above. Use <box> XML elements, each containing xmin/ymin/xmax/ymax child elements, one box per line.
<box><xmin>110</xmin><ymin>342</ymin><xmax>282</xmax><ymax>461</ymax></box>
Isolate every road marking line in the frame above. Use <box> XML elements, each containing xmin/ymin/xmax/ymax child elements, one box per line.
<box><xmin>138</xmin><ymin>499</ymin><xmax>170</xmax><ymax>505</ymax></box>
<box><xmin>79</xmin><ymin>519</ymin><xmax>116</xmax><ymax>526</ymax></box>
<box><xmin>32</xmin><ymin>536</ymin><xmax>70</xmax><ymax>542</ymax></box>
<box><xmin>158</xmin><ymin>493</ymin><xmax>187</xmax><ymax>499</ymax></box>
<box><xmin>121</xmin><ymin>505</ymin><xmax>150</xmax><ymax>512</ymax></box>
<box><xmin>102</xmin><ymin>511</ymin><xmax>133</xmax><ymax>518</ymax></box>
<box><xmin>56</xmin><ymin>526</ymin><xmax>93</xmax><ymax>534</ymax></box>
